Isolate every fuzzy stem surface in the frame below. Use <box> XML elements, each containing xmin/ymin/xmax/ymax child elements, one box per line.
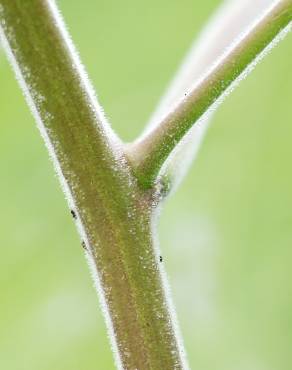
<box><xmin>128</xmin><ymin>0</ymin><xmax>292</xmax><ymax>188</ymax></box>
<box><xmin>0</xmin><ymin>1</ymin><xmax>187</xmax><ymax>369</ymax></box>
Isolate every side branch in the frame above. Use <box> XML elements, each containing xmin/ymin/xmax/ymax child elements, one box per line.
<box><xmin>127</xmin><ymin>0</ymin><xmax>292</xmax><ymax>189</ymax></box>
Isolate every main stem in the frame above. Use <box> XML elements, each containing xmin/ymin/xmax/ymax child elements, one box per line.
<box><xmin>0</xmin><ymin>1</ymin><xmax>186</xmax><ymax>369</ymax></box>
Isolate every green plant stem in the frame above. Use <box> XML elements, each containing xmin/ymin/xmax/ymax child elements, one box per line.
<box><xmin>127</xmin><ymin>0</ymin><xmax>292</xmax><ymax>189</ymax></box>
<box><xmin>143</xmin><ymin>0</ymin><xmax>275</xmax><ymax>192</ymax></box>
<box><xmin>0</xmin><ymin>1</ymin><xmax>187</xmax><ymax>369</ymax></box>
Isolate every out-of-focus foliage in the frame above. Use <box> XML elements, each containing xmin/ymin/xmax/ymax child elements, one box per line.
<box><xmin>0</xmin><ymin>1</ymin><xmax>292</xmax><ymax>369</ymax></box>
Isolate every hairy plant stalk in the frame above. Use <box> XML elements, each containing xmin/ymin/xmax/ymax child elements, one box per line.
<box><xmin>145</xmin><ymin>0</ymin><xmax>275</xmax><ymax>191</ymax></box>
<box><xmin>128</xmin><ymin>0</ymin><xmax>292</xmax><ymax>188</ymax></box>
<box><xmin>1</xmin><ymin>0</ymin><xmax>292</xmax><ymax>369</ymax></box>
<box><xmin>0</xmin><ymin>1</ymin><xmax>187</xmax><ymax>369</ymax></box>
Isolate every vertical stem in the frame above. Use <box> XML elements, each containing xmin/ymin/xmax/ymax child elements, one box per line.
<box><xmin>0</xmin><ymin>1</ymin><xmax>187</xmax><ymax>369</ymax></box>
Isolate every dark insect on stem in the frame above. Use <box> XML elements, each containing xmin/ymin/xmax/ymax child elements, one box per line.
<box><xmin>159</xmin><ymin>256</ymin><xmax>163</xmax><ymax>262</ymax></box>
<box><xmin>81</xmin><ymin>241</ymin><xmax>87</xmax><ymax>250</ymax></box>
<box><xmin>71</xmin><ymin>209</ymin><xmax>77</xmax><ymax>219</ymax></box>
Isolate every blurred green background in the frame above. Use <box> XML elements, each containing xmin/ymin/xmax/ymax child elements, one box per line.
<box><xmin>1</xmin><ymin>1</ymin><xmax>292</xmax><ymax>369</ymax></box>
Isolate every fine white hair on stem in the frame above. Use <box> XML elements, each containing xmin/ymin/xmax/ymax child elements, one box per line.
<box><xmin>47</xmin><ymin>0</ymin><xmax>122</xmax><ymax>150</ymax></box>
<box><xmin>150</xmin><ymin>209</ymin><xmax>190</xmax><ymax>369</ymax></box>
<box><xmin>0</xmin><ymin>3</ymin><xmax>123</xmax><ymax>368</ymax></box>
<box><xmin>144</xmin><ymin>0</ymin><xmax>276</xmax><ymax>191</ymax></box>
